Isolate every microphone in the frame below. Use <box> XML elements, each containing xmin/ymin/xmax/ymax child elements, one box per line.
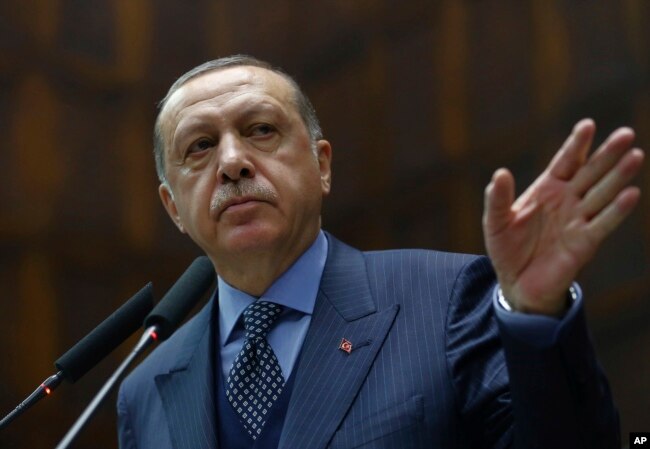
<box><xmin>144</xmin><ymin>255</ymin><xmax>216</xmax><ymax>340</ymax></box>
<box><xmin>0</xmin><ymin>282</ymin><xmax>154</xmax><ymax>430</ymax></box>
<box><xmin>55</xmin><ymin>256</ymin><xmax>215</xmax><ymax>449</ymax></box>
<box><xmin>55</xmin><ymin>282</ymin><xmax>155</xmax><ymax>383</ymax></box>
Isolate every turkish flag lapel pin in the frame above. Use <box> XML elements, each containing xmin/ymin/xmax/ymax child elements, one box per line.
<box><xmin>339</xmin><ymin>338</ymin><xmax>353</xmax><ymax>354</ymax></box>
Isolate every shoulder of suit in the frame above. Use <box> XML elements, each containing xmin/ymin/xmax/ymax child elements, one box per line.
<box><xmin>324</xmin><ymin>231</ymin><xmax>484</xmax><ymax>269</ymax></box>
<box><xmin>361</xmin><ymin>247</ymin><xmax>484</xmax><ymax>271</ymax></box>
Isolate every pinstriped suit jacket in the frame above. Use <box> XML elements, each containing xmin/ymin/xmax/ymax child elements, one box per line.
<box><xmin>117</xmin><ymin>233</ymin><xmax>618</xmax><ymax>449</ymax></box>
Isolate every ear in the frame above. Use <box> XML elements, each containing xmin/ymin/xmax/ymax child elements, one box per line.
<box><xmin>316</xmin><ymin>140</ymin><xmax>332</xmax><ymax>196</ymax></box>
<box><xmin>159</xmin><ymin>183</ymin><xmax>186</xmax><ymax>233</ymax></box>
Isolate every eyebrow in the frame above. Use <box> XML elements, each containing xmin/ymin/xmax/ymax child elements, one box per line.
<box><xmin>170</xmin><ymin>100</ymin><xmax>290</xmax><ymax>152</ymax></box>
<box><xmin>171</xmin><ymin>116</ymin><xmax>213</xmax><ymax>154</ymax></box>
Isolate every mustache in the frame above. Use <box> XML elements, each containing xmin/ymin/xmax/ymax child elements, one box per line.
<box><xmin>210</xmin><ymin>179</ymin><xmax>278</xmax><ymax>212</ymax></box>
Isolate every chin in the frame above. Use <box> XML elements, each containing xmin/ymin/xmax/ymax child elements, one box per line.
<box><xmin>217</xmin><ymin>224</ymin><xmax>285</xmax><ymax>255</ymax></box>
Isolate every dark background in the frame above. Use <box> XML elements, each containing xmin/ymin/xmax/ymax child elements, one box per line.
<box><xmin>0</xmin><ymin>1</ymin><xmax>648</xmax><ymax>447</ymax></box>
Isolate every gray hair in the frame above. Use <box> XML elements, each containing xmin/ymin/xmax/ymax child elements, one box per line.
<box><xmin>153</xmin><ymin>55</ymin><xmax>323</xmax><ymax>183</ymax></box>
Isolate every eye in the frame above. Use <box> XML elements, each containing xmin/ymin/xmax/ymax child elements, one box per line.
<box><xmin>250</xmin><ymin>123</ymin><xmax>276</xmax><ymax>137</ymax></box>
<box><xmin>187</xmin><ymin>138</ymin><xmax>214</xmax><ymax>155</ymax></box>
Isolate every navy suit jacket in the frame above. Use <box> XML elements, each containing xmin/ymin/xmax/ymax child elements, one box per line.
<box><xmin>117</xmin><ymin>233</ymin><xmax>619</xmax><ymax>448</ymax></box>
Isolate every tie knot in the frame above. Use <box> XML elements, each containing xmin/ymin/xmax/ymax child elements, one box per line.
<box><xmin>242</xmin><ymin>301</ymin><xmax>283</xmax><ymax>339</ymax></box>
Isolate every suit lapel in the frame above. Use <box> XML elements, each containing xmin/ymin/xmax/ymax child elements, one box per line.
<box><xmin>279</xmin><ymin>235</ymin><xmax>400</xmax><ymax>449</ymax></box>
<box><xmin>154</xmin><ymin>298</ymin><xmax>219</xmax><ymax>449</ymax></box>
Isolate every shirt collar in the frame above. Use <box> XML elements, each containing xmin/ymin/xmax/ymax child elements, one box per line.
<box><xmin>218</xmin><ymin>230</ymin><xmax>328</xmax><ymax>345</ymax></box>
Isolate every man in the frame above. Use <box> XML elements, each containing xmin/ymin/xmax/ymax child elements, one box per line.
<box><xmin>117</xmin><ymin>55</ymin><xmax>644</xmax><ymax>449</ymax></box>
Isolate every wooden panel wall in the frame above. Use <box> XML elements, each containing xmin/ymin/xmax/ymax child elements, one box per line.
<box><xmin>0</xmin><ymin>1</ymin><xmax>647</xmax><ymax>447</ymax></box>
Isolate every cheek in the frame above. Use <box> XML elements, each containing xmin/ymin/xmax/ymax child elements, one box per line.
<box><xmin>173</xmin><ymin>173</ymin><xmax>214</xmax><ymax>220</ymax></box>
<box><xmin>282</xmin><ymin>164</ymin><xmax>324</xmax><ymax>209</ymax></box>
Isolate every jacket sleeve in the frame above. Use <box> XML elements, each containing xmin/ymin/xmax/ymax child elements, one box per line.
<box><xmin>496</xmin><ymin>291</ymin><xmax>620</xmax><ymax>448</ymax></box>
<box><xmin>445</xmin><ymin>256</ymin><xmax>619</xmax><ymax>449</ymax></box>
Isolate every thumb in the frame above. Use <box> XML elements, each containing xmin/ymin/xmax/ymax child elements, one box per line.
<box><xmin>483</xmin><ymin>168</ymin><xmax>515</xmax><ymax>236</ymax></box>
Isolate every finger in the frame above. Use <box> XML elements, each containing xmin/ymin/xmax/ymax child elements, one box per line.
<box><xmin>579</xmin><ymin>148</ymin><xmax>644</xmax><ymax>219</ymax></box>
<box><xmin>548</xmin><ymin>118</ymin><xmax>595</xmax><ymax>180</ymax></box>
<box><xmin>571</xmin><ymin>127</ymin><xmax>636</xmax><ymax>197</ymax></box>
<box><xmin>483</xmin><ymin>168</ymin><xmax>515</xmax><ymax>235</ymax></box>
<box><xmin>585</xmin><ymin>186</ymin><xmax>641</xmax><ymax>244</ymax></box>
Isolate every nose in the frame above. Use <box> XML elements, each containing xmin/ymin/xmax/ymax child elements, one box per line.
<box><xmin>216</xmin><ymin>134</ymin><xmax>255</xmax><ymax>183</ymax></box>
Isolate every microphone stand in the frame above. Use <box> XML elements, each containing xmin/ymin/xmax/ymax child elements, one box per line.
<box><xmin>54</xmin><ymin>327</ymin><xmax>159</xmax><ymax>449</ymax></box>
<box><xmin>0</xmin><ymin>283</ymin><xmax>153</xmax><ymax>431</ymax></box>
<box><xmin>55</xmin><ymin>257</ymin><xmax>214</xmax><ymax>447</ymax></box>
<box><xmin>0</xmin><ymin>372</ymin><xmax>63</xmax><ymax>430</ymax></box>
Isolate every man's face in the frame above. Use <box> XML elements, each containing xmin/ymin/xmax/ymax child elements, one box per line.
<box><xmin>157</xmin><ymin>66</ymin><xmax>331</xmax><ymax>266</ymax></box>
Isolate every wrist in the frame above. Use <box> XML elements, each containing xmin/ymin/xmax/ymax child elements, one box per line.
<box><xmin>497</xmin><ymin>285</ymin><xmax>578</xmax><ymax>317</ymax></box>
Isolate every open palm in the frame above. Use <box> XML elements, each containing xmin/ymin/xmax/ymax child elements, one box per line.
<box><xmin>483</xmin><ymin>119</ymin><xmax>644</xmax><ymax>316</ymax></box>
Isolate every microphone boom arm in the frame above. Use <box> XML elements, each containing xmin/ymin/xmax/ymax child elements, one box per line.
<box><xmin>54</xmin><ymin>327</ymin><xmax>158</xmax><ymax>449</ymax></box>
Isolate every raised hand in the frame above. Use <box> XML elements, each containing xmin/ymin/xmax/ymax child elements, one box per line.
<box><xmin>483</xmin><ymin>119</ymin><xmax>645</xmax><ymax>316</ymax></box>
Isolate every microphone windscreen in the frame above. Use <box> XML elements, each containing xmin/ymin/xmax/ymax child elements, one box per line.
<box><xmin>144</xmin><ymin>256</ymin><xmax>215</xmax><ymax>341</ymax></box>
<box><xmin>55</xmin><ymin>282</ymin><xmax>154</xmax><ymax>383</ymax></box>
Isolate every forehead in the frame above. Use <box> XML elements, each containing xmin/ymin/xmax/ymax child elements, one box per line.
<box><xmin>161</xmin><ymin>66</ymin><xmax>297</xmax><ymax>130</ymax></box>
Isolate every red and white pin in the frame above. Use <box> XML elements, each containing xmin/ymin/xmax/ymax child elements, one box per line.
<box><xmin>339</xmin><ymin>338</ymin><xmax>353</xmax><ymax>354</ymax></box>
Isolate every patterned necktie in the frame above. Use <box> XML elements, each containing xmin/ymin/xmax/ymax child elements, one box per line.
<box><xmin>226</xmin><ymin>301</ymin><xmax>285</xmax><ymax>440</ymax></box>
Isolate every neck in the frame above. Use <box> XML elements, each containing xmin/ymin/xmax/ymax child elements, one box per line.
<box><xmin>212</xmin><ymin>229</ymin><xmax>320</xmax><ymax>296</ymax></box>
